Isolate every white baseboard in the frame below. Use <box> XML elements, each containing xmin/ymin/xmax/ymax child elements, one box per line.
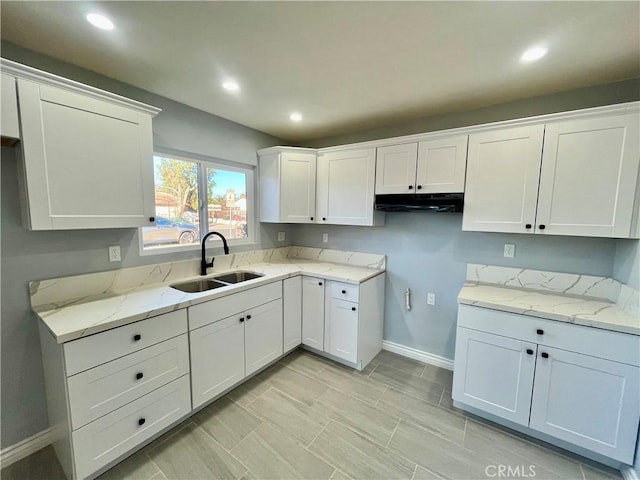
<box><xmin>382</xmin><ymin>340</ymin><xmax>454</xmax><ymax>370</ymax></box>
<box><xmin>622</xmin><ymin>466</ymin><xmax>640</xmax><ymax>480</ymax></box>
<box><xmin>0</xmin><ymin>428</ymin><xmax>51</xmax><ymax>469</ymax></box>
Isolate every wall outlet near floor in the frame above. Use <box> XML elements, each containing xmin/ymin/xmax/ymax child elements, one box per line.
<box><xmin>503</xmin><ymin>243</ymin><xmax>516</xmax><ymax>258</ymax></box>
<box><xmin>427</xmin><ymin>292</ymin><xmax>436</xmax><ymax>305</ymax></box>
<box><xmin>277</xmin><ymin>231</ymin><xmax>286</xmax><ymax>242</ymax></box>
<box><xmin>323</xmin><ymin>233</ymin><xmax>329</xmax><ymax>243</ymax></box>
<box><xmin>108</xmin><ymin>245</ymin><xmax>121</xmax><ymax>262</ymax></box>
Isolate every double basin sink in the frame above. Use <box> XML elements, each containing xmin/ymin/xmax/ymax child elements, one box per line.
<box><xmin>170</xmin><ymin>271</ymin><xmax>264</xmax><ymax>293</ymax></box>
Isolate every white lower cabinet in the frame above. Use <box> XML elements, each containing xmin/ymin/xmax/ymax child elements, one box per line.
<box><xmin>324</xmin><ymin>298</ymin><xmax>358</xmax><ymax>363</ymax></box>
<box><xmin>188</xmin><ymin>282</ymin><xmax>283</xmax><ymax>409</ymax></box>
<box><xmin>190</xmin><ymin>315</ymin><xmax>245</xmax><ymax>409</ymax></box>
<box><xmin>302</xmin><ymin>276</ymin><xmax>326</xmax><ymax>350</ymax></box>
<box><xmin>283</xmin><ymin>276</ymin><xmax>302</xmax><ymax>352</ymax></box>
<box><xmin>453</xmin><ymin>305</ymin><xmax>640</xmax><ymax>464</ymax></box>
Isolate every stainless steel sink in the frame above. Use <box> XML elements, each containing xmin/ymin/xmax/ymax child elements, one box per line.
<box><xmin>170</xmin><ymin>279</ymin><xmax>229</xmax><ymax>293</ymax></box>
<box><xmin>213</xmin><ymin>271</ymin><xmax>264</xmax><ymax>284</ymax></box>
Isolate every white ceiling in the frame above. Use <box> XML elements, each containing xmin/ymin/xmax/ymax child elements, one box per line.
<box><xmin>1</xmin><ymin>1</ymin><xmax>639</xmax><ymax>142</ymax></box>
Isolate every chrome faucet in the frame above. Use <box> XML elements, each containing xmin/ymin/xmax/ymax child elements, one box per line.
<box><xmin>200</xmin><ymin>231</ymin><xmax>230</xmax><ymax>275</ymax></box>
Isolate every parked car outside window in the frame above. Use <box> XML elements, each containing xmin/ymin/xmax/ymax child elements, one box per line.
<box><xmin>141</xmin><ymin>217</ymin><xmax>199</xmax><ymax>246</ymax></box>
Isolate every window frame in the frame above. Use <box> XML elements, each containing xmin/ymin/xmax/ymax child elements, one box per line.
<box><xmin>139</xmin><ymin>151</ymin><xmax>257</xmax><ymax>256</ymax></box>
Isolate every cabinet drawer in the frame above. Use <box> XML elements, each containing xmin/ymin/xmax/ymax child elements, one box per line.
<box><xmin>328</xmin><ymin>281</ymin><xmax>359</xmax><ymax>302</ymax></box>
<box><xmin>72</xmin><ymin>375</ymin><xmax>190</xmax><ymax>480</ymax></box>
<box><xmin>188</xmin><ymin>281</ymin><xmax>282</xmax><ymax>330</ymax></box>
<box><xmin>64</xmin><ymin>310</ymin><xmax>187</xmax><ymax>376</ymax></box>
<box><xmin>457</xmin><ymin>304</ymin><xmax>640</xmax><ymax>366</ymax></box>
<box><xmin>67</xmin><ymin>335</ymin><xmax>189</xmax><ymax>430</ymax></box>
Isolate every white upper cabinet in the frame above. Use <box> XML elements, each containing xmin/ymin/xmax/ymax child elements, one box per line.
<box><xmin>375</xmin><ymin>143</ymin><xmax>418</xmax><ymax>194</ymax></box>
<box><xmin>536</xmin><ymin>113</ymin><xmax>640</xmax><ymax>237</ymax></box>
<box><xmin>463</xmin><ymin>108</ymin><xmax>640</xmax><ymax>238</ymax></box>
<box><xmin>317</xmin><ymin>148</ymin><xmax>381</xmax><ymax>226</ymax></box>
<box><xmin>416</xmin><ymin>136</ymin><xmax>468</xmax><ymax>193</ymax></box>
<box><xmin>375</xmin><ymin>136</ymin><xmax>467</xmax><ymax>194</ymax></box>
<box><xmin>1</xmin><ymin>73</ymin><xmax>19</xmax><ymax>140</ymax></box>
<box><xmin>2</xmin><ymin>59</ymin><xmax>161</xmax><ymax>230</ymax></box>
<box><xmin>463</xmin><ymin>125</ymin><xmax>545</xmax><ymax>234</ymax></box>
<box><xmin>259</xmin><ymin>147</ymin><xmax>317</xmax><ymax>223</ymax></box>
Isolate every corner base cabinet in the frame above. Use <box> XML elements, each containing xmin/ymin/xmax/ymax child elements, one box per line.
<box><xmin>453</xmin><ymin>304</ymin><xmax>640</xmax><ymax>465</ymax></box>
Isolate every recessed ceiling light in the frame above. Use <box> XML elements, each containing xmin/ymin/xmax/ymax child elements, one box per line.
<box><xmin>86</xmin><ymin>13</ymin><xmax>114</xmax><ymax>30</ymax></box>
<box><xmin>289</xmin><ymin>112</ymin><xmax>302</xmax><ymax>122</ymax></box>
<box><xmin>520</xmin><ymin>46</ymin><xmax>548</xmax><ymax>62</ymax></box>
<box><xmin>222</xmin><ymin>81</ymin><xmax>240</xmax><ymax>92</ymax></box>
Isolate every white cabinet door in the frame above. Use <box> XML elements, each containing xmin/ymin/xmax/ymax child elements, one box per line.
<box><xmin>416</xmin><ymin>136</ymin><xmax>468</xmax><ymax>193</ymax></box>
<box><xmin>529</xmin><ymin>346</ymin><xmax>640</xmax><ymax>463</ymax></box>
<box><xmin>324</xmin><ymin>298</ymin><xmax>358</xmax><ymax>363</ymax></box>
<box><xmin>283</xmin><ymin>277</ymin><xmax>302</xmax><ymax>353</ymax></box>
<box><xmin>1</xmin><ymin>74</ymin><xmax>19</xmax><ymax>140</ymax></box>
<box><xmin>536</xmin><ymin>113</ymin><xmax>640</xmax><ymax>238</ymax></box>
<box><xmin>281</xmin><ymin>152</ymin><xmax>317</xmax><ymax>223</ymax></box>
<box><xmin>17</xmin><ymin>79</ymin><xmax>156</xmax><ymax>230</ymax></box>
<box><xmin>190</xmin><ymin>315</ymin><xmax>245</xmax><ymax>409</ymax></box>
<box><xmin>302</xmin><ymin>276</ymin><xmax>325</xmax><ymax>350</ymax></box>
<box><xmin>463</xmin><ymin>125</ymin><xmax>544</xmax><ymax>233</ymax></box>
<box><xmin>375</xmin><ymin>143</ymin><xmax>418</xmax><ymax>194</ymax></box>
<box><xmin>317</xmin><ymin>148</ymin><xmax>377</xmax><ymax>225</ymax></box>
<box><xmin>245</xmin><ymin>299</ymin><xmax>283</xmax><ymax>376</ymax></box>
<box><xmin>453</xmin><ymin>327</ymin><xmax>537</xmax><ymax>426</ymax></box>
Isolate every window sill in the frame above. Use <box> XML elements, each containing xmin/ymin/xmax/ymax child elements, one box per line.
<box><xmin>139</xmin><ymin>238</ymin><xmax>259</xmax><ymax>257</ymax></box>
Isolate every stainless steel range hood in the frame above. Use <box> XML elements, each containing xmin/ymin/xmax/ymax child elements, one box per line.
<box><xmin>374</xmin><ymin>193</ymin><xmax>464</xmax><ymax>213</ymax></box>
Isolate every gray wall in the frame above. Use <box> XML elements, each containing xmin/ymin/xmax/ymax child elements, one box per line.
<box><xmin>613</xmin><ymin>239</ymin><xmax>640</xmax><ymax>290</ymax></box>
<box><xmin>292</xmin><ymin>216</ymin><xmax>617</xmax><ymax>359</ymax></box>
<box><xmin>0</xmin><ymin>44</ymin><xmax>292</xmax><ymax>449</ymax></box>
<box><xmin>305</xmin><ymin>77</ymin><xmax>640</xmax><ymax>148</ymax></box>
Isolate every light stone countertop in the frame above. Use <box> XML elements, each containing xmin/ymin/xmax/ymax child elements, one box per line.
<box><xmin>35</xmin><ymin>256</ymin><xmax>384</xmax><ymax>344</ymax></box>
<box><xmin>458</xmin><ymin>282</ymin><xmax>639</xmax><ymax>336</ymax></box>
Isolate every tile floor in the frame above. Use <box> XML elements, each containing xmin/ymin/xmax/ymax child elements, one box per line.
<box><xmin>1</xmin><ymin>349</ymin><xmax>623</xmax><ymax>480</ymax></box>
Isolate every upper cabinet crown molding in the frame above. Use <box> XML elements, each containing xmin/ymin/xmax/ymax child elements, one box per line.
<box><xmin>1</xmin><ymin>58</ymin><xmax>160</xmax><ymax>117</ymax></box>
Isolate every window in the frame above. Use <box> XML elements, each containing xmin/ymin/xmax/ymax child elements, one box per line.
<box><xmin>140</xmin><ymin>153</ymin><xmax>255</xmax><ymax>254</ymax></box>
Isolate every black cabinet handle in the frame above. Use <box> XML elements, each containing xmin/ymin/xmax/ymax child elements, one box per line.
<box><xmin>525</xmin><ymin>224</ymin><xmax>532</xmax><ymax>229</ymax></box>
<box><xmin>536</xmin><ymin>329</ymin><xmax>544</xmax><ymax>335</ymax></box>
<box><xmin>341</xmin><ymin>290</ymin><xmax>346</xmax><ymax>294</ymax></box>
<box><xmin>246</xmin><ymin>315</ymin><xmax>252</xmax><ymax>320</ymax></box>
<box><xmin>351</xmin><ymin>307</ymin><xmax>356</xmax><ymax>311</ymax></box>
<box><xmin>541</xmin><ymin>352</ymin><xmax>549</xmax><ymax>359</ymax></box>
<box><xmin>310</xmin><ymin>217</ymin><xmax>314</xmax><ymax>221</ymax></box>
<box><xmin>239</xmin><ymin>317</ymin><xmax>245</xmax><ymax>323</ymax></box>
<box><xmin>408</xmin><ymin>185</ymin><xmax>413</xmax><ymax>190</ymax></box>
<box><xmin>149</xmin><ymin>217</ymin><xmax>155</xmax><ymax>222</ymax></box>
<box><xmin>133</xmin><ymin>334</ymin><xmax>141</xmax><ymax>342</ymax></box>
<box><xmin>526</xmin><ymin>349</ymin><xmax>533</xmax><ymax>355</ymax></box>
<box><xmin>138</xmin><ymin>418</ymin><xmax>146</xmax><ymax>426</ymax></box>
<box><xmin>322</xmin><ymin>217</ymin><xmax>326</xmax><ymax>221</ymax></box>
<box><xmin>318</xmin><ymin>282</ymin><xmax>323</xmax><ymax>286</ymax></box>
<box><xmin>539</xmin><ymin>225</ymin><xmax>546</xmax><ymax>230</ymax></box>
<box><xmin>136</xmin><ymin>372</ymin><xmax>144</xmax><ymax>380</ymax></box>
<box><xmin>417</xmin><ymin>185</ymin><xmax>423</xmax><ymax>190</ymax></box>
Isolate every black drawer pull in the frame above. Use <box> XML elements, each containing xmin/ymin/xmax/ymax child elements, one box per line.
<box><xmin>239</xmin><ymin>317</ymin><xmax>245</xmax><ymax>323</ymax></box>
<box><xmin>541</xmin><ymin>352</ymin><xmax>549</xmax><ymax>359</ymax></box>
<box><xmin>539</xmin><ymin>224</ymin><xmax>546</xmax><ymax>230</ymax></box>
<box><xmin>526</xmin><ymin>349</ymin><xmax>533</xmax><ymax>355</ymax></box>
<box><xmin>318</xmin><ymin>282</ymin><xmax>323</xmax><ymax>286</ymax></box>
<box><xmin>417</xmin><ymin>185</ymin><xmax>423</xmax><ymax>190</ymax></box>
<box><xmin>310</xmin><ymin>217</ymin><xmax>314</xmax><ymax>221</ymax></box>
<box><xmin>136</xmin><ymin>372</ymin><xmax>144</xmax><ymax>380</ymax></box>
<box><xmin>351</xmin><ymin>307</ymin><xmax>356</xmax><ymax>311</ymax></box>
<box><xmin>138</xmin><ymin>418</ymin><xmax>146</xmax><ymax>426</ymax></box>
<box><xmin>408</xmin><ymin>185</ymin><xmax>413</xmax><ymax>190</ymax></box>
<box><xmin>341</xmin><ymin>290</ymin><xmax>347</xmax><ymax>294</ymax></box>
<box><xmin>246</xmin><ymin>315</ymin><xmax>252</xmax><ymax>320</ymax></box>
<box><xmin>525</xmin><ymin>224</ymin><xmax>532</xmax><ymax>229</ymax></box>
<box><xmin>133</xmin><ymin>334</ymin><xmax>141</xmax><ymax>342</ymax></box>
<box><xmin>322</xmin><ymin>217</ymin><xmax>326</xmax><ymax>221</ymax></box>
<box><xmin>536</xmin><ymin>329</ymin><xmax>544</xmax><ymax>335</ymax></box>
<box><xmin>149</xmin><ymin>217</ymin><xmax>155</xmax><ymax>222</ymax></box>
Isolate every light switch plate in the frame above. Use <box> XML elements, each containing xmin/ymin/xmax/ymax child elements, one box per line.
<box><xmin>108</xmin><ymin>245</ymin><xmax>121</xmax><ymax>262</ymax></box>
<box><xmin>277</xmin><ymin>231</ymin><xmax>286</xmax><ymax>242</ymax></box>
<box><xmin>503</xmin><ymin>243</ymin><xmax>516</xmax><ymax>258</ymax></box>
<box><xmin>323</xmin><ymin>233</ymin><xmax>329</xmax><ymax>243</ymax></box>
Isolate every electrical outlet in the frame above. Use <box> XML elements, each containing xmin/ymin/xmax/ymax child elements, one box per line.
<box><xmin>323</xmin><ymin>233</ymin><xmax>329</xmax><ymax>243</ymax></box>
<box><xmin>108</xmin><ymin>245</ymin><xmax>121</xmax><ymax>262</ymax></box>
<box><xmin>427</xmin><ymin>293</ymin><xmax>436</xmax><ymax>305</ymax></box>
<box><xmin>504</xmin><ymin>243</ymin><xmax>516</xmax><ymax>258</ymax></box>
<box><xmin>277</xmin><ymin>231</ymin><xmax>286</xmax><ymax>242</ymax></box>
